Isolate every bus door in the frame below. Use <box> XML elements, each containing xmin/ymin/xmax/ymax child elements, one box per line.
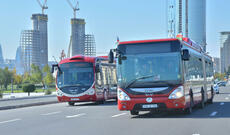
<box><xmin>95</xmin><ymin>63</ymin><xmax>104</xmax><ymax>99</ymax></box>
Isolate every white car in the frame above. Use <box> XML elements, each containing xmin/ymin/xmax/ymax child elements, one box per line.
<box><xmin>213</xmin><ymin>84</ymin><xmax>220</xmax><ymax>94</ymax></box>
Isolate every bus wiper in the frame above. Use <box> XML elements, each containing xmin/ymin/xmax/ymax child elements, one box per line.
<box><xmin>125</xmin><ymin>75</ymin><xmax>155</xmax><ymax>89</ymax></box>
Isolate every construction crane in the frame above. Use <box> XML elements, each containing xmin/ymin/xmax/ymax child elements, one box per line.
<box><xmin>36</xmin><ymin>0</ymin><xmax>48</xmax><ymax>14</ymax></box>
<box><xmin>66</xmin><ymin>0</ymin><xmax>80</xmax><ymax>19</ymax></box>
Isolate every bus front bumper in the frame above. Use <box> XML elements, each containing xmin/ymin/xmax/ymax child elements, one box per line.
<box><xmin>57</xmin><ymin>95</ymin><xmax>97</xmax><ymax>102</ymax></box>
<box><xmin>118</xmin><ymin>96</ymin><xmax>186</xmax><ymax>111</ymax></box>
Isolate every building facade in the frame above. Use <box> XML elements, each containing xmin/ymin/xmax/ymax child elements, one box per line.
<box><xmin>15</xmin><ymin>46</ymin><xmax>24</xmax><ymax>74</ymax></box>
<box><xmin>168</xmin><ymin>0</ymin><xmax>206</xmax><ymax>51</ymax></box>
<box><xmin>68</xmin><ymin>18</ymin><xmax>86</xmax><ymax>57</ymax></box>
<box><xmin>31</xmin><ymin>14</ymin><xmax>48</xmax><ymax>68</ymax></box>
<box><xmin>220</xmin><ymin>32</ymin><xmax>230</xmax><ymax>73</ymax></box>
<box><xmin>84</xmin><ymin>34</ymin><xmax>96</xmax><ymax>56</ymax></box>
<box><xmin>20</xmin><ymin>30</ymin><xmax>40</xmax><ymax>72</ymax></box>
<box><xmin>213</xmin><ymin>57</ymin><xmax>220</xmax><ymax>73</ymax></box>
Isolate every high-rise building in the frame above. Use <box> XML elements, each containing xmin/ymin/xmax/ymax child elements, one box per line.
<box><xmin>168</xmin><ymin>0</ymin><xmax>206</xmax><ymax>51</ymax></box>
<box><xmin>213</xmin><ymin>57</ymin><xmax>220</xmax><ymax>73</ymax></box>
<box><xmin>68</xmin><ymin>18</ymin><xmax>86</xmax><ymax>57</ymax></box>
<box><xmin>84</xmin><ymin>34</ymin><xmax>96</xmax><ymax>56</ymax></box>
<box><xmin>220</xmin><ymin>32</ymin><xmax>230</xmax><ymax>73</ymax></box>
<box><xmin>20</xmin><ymin>30</ymin><xmax>40</xmax><ymax>72</ymax></box>
<box><xmin>31</xmin><ymin>14</ymin><xmax>48</xmax><ymax>68</ymax></box>
<box><xmin>15</xmin><ymin>46</ymin><xmax>24</xmax><ymax>74</ymax></box>
<box><xmin>0</xmin><ymin>44</ymin><xmax>4</xmax><ymax>63</ymax></box>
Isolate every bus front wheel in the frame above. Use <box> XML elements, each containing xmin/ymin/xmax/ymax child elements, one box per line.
<box><xmin>130</xmin><ymin>110</ymin><xmax>139</xmax><ymax>115</ymax></box>
<box><xmin>68</xmin><ymin>102</ymin><xmax>75</xmax><ymax>106</ymax></box>
<box><xmin>184</xmin><ymin>96</ymin><xmax>193</xmax><ymax>114</ymax></box>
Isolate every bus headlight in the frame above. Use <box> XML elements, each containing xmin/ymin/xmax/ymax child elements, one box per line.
<box><xmin>88</xmin><ymin>88</ymin><xmax>95</xmax><ymax>95</ymax></box>
<box><xmin>168</xmin><ymin>86</ymin><xmax>184</xmax><ymax>99</ymax></box>
<box><xmin>57</xmin><ymin>90</ymin><xmax>63</xmax><ymax>96</ymax></box>
<box><xmin>118</xmin><ymin>89</ymin><xmax>130</xmax><ymax>101</ymax></box>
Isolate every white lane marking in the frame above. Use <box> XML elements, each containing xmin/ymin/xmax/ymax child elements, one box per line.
<box><xmin>210</xmin><ymin>111</ymin><xmax>218</xmax><ymax>117</ymax></box>
<box><xmin>66</xmin><ymin>113</ymin><xmax>86</xmax><ymax>118</ymax></box>
<box><xmin>41</xmin><ymin>111</ymin><xmax>61</xmax><ymax>116</ymax></box>
<box><xmin>0</xmin><ymin>119</ymin><xmax>21</xmax><ymax>124</ymax></box>
<box><xmin>192</xmin><ymin>134</ymin><xmax>200</xmax><ymax>135</ymax></box>
<box><xmin>225</xmin><ymin>97</ymin><xmax>229</xmax><ymax>100</ymax></box>
<box><xmin>76</xmin><ymin>107</ymin><xmax>88</xmax><ymax>110</ymax></box>
<box><xmin>220</xmin><ymin>102</ymin><xmax>225</xmax><ymax>106</ymax></box>
<box><xmin>112</xmin><ymin>113</ymin><xmax>127</xmax><ymax>118</ymax></box>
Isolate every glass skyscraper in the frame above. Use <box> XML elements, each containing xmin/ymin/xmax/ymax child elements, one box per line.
<box><xmin>220</xmin><ymin>32</ymin><xmax>230</xmax><ymax>73</ymax></box>
<box><xmin>168</xmin><ymin>0</ymin><xmax>206</xmax><ymax>51</ymax></box>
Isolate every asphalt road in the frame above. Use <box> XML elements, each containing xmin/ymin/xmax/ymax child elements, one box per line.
<box><xmin>1</xmin><ymin>86</ymin><xmax>230</xmax><ymax>135</ymax></box>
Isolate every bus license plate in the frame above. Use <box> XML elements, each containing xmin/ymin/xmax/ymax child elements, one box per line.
<box><xmin>142</xmin><ymin>104</ymin><xmax>158</xmax><ymax>109</ymax></box>
<box><xmin>71</xmin><ymin>98</ymin><xmax>79</xmax><ymax>101</ymax></box>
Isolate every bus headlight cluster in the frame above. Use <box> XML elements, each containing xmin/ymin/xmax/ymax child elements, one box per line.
<box><xmin>118</xmin><ymin>89</ymin><xmax>130</xmax><ymax>101</ymax></box>
<box><xmin>57</xmin><ymin>90</ymin><xmax>63</xmax><ymax>96</ymax></box>
<box><xmin>168</xmin><ymin>86</ymin><xmax>184</xmax><ymax>99</ymax></box>
<box><xmin>88</xmin><ymin>88</ymin><xmax>95</xmax><ymax>95</ymax></box>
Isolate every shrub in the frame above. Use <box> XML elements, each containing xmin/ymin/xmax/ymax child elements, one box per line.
<box><xmin>23</xmin><ymin>84</ymin><xmax>36</xmax><ymax>96</ymax></box>
<box><xmin>45</xmin><ymin>89</ymin><xmax>52</xmax><ymax>95</ymax></box>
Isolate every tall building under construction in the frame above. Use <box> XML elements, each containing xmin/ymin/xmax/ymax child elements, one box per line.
<box><xmin>20</xmin><ymin>14</ymin><xmax>48</xmax><ymax>72</ymax></box>
<box><xmin>67</xmin><ymin>1</ymin><xmax>96</xmax><ymax>57</ymax></box>
<box><xmin>20</xmin><ymin>30</ymin><xmax>40</xmax><ymax>72</ymax></box>
<box><xmin>68</xmin><ymin>18</ymin><xmax>86</xmax><ymax>57</ymax></box>
<box><xmin>31</xmin><ymin>14</ymin><xmax>48</xmax><ymax>68</ymax></box>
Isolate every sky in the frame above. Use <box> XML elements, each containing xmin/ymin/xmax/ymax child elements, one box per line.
<box><xmin>0</xmin><ymin>0</ymin><xmax>230</xmax><ymax>61</ymax></box>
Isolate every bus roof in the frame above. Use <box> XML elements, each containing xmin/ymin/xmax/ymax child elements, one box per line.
<box><xmin>118</xmin><ymin>38</ymin><xmax>178</xmax><ymax>45</ymax></box>
<box><xmin>118</xmin><ymin>37</ymin><xmax>212</xmax><ymax>59</ymax></box>
<box><xmin>59</xmin><ymin>55</ymin><xmax>108</xmax><ymax>65</ymax></box>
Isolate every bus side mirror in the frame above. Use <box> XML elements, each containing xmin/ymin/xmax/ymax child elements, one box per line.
<box><xmin>182</xmin><ymin>49</ymin><xmax>190</xmax><ymax>61</ymax></box>
<box><xmin>51</xmin><ymin>64</ymin><xmax>58</xmax><ymax>73</ymax></box>
<box><xmin>108</xmin><ymin>50</ymin><xmax>114</xmax><ymax>63</ymax></box>
<box><xmin>51</xmin><ymin>64</ymin><xmax>62</xmax><ymax>74</ymax></box>
<box><xmin>95</xmin><ymin>64</ymin><xmax>100</xmax><ymax>73</ymax></box>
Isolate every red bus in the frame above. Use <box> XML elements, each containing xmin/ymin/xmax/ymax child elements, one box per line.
<box><xmin>52</xmin><ymin>55</ymin><xmax>117</xmax><ymax>106</ymax></box>
<box><xmin>109</xmin><ymin>36</ymin><xmax>214</xmax><ymax>115</ymax></box>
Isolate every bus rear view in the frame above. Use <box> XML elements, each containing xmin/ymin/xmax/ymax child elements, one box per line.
<box><xmin>111</xmin><ymin>38</ymin><xmax>214</xmax><ymax>115</ymax></box>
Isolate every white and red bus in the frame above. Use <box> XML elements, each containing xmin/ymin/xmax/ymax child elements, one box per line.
<box><xmin>52</xmin><ymin>55</ymin><xmax>117</xmax><ymax>106</ymax></box>
<box><xmin>109</xmin><ymin>36</ymin><xmax>214</xmax><ymax>115</ymax></box>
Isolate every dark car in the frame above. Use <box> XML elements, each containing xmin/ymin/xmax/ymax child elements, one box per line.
<box><xmin>217</xmin><ymin>81</ymin><xmax>227</xmax><ymax>87</ymax></box>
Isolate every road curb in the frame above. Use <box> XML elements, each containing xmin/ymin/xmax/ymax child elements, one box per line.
<box><xmin>0</xmin><ymin>95</ymin><xmax>56</xmax><ymax>102</ymax></box>
<box><xmin>0</xmin><ymin>100</ymin><xmax>59</xmax><ymax>111</ymax></box>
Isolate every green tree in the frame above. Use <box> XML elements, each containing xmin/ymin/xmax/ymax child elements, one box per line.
<box><xmin>214</xmin><ymin>73</ymin><xmax>225</xmax><ymax>80</ymax></box>
<box><xmin>2</xmin><ymin>67</ymin><xmax>13</xmax><ymax>90</ymax></box>
<box><xmin>226</xmin><ymin>66</ymin><xmax>230</xmax><ymax>76</ymax></box>
<box><xmin>23</xmin><ymin>72</ymin><xmax>32</xmax><ymax>84</ymax></box>
<box><xmin>0</xmin><ymin>68</ymin><xmax>4</xmax><ymax>90</ymax></box>
<box><xmin>22</xmin><ymin>84</ymin><xmax>36</xmax><ymax>96</ymax></box>
<box><xmin>43</xmin><ymin>64</ymin><xmax>54</xmax><ymax>88</ymax></box>
<box><xmin>31</xmin><ymin>64</ymin><xmax>43</xmax><ymax>84</ymax></box>
<box><xmin>14</xmin><ymin>74</ymin><xmax>22</xmax><ymax>90</ymax></box>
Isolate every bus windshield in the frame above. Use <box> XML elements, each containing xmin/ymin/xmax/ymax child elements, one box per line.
<box><xmin>117</xmin><ymin>52</ymin><xmax>182</xmax><ymax>88</ymax></box>
<box><xmin>57</xmin><ymin>62</ymin><xmax>94</xmax><ymax>89</ymax></box>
